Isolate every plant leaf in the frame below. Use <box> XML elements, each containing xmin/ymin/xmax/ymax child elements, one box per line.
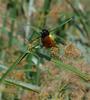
<box><xmin>4</xmin><ymin>78</ymin><xmax>40</xmax><ymax>93</ymax></box>
<box><xmin>0</xmin><ymin>52</ymin><xmax>29</xmax><ymax>82</ymax></box>
<box><xmin>52</xmin><ymin>58</ymin><xmax>90</xmax><ymax>81</ymax></box>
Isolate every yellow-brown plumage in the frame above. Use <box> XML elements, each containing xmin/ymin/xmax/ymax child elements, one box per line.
<box><xmin>41</xmin><ymin>35</ymin><xmax>56</xmax><ymax>48</ymax></box>
<box><xmin>41</xmin><ymin>29</ymin><xmax>56</xmax><ymax>48</ymax></box>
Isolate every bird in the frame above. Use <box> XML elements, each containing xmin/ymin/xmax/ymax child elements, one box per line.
<box><xmin>31</xmin><ymin>17</ymin><xmax>73</xmax><ymax>48</ymax></box>
<box><xmin>41</xmin><ymin>29</ymin><xmax>56</xmax><ymax>48</ymax></box>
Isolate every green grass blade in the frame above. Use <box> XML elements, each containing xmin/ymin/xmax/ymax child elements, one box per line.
<box><xmin>8</xmin><ymin>18</ymin><xmax>15</xmax><ymax>47</ymax></box>
<box><xmin>1</xmin><ymin>13</ymin><xmax>7</xmax><ymax>34</ymax></box>
<box><xmin>4</xmin><ymin>78</ymin><xmax>40</xmax><ymax>93</ymax></box>
<box><xmin>52</xmin><ymin>58</ymin><xmax>90</xmax><ymax>81</ymax></box>
<box><xmin>49</xmin><ymin>16</ymin><xmax>74</xmax><ymax>32</ymax></box>
<box><xmin>0</xmin><ymin>52</ymin><xmax>29</xmax><ymax>82</ymax></box>
<box><xmin>65</xmin><ymin>0</ymin><xmax>89</xmax><ymax>38</ymax></box>
<box><xmin>42</xmin><ymin>0</ymin><xmax>52</xmax><ymax>27</ymax></box>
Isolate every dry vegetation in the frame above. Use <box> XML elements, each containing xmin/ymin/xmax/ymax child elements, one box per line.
<box><xmin>0</xmin><ymin>0</ymin><xmax>90</xmax><ymax>100</ymax></box>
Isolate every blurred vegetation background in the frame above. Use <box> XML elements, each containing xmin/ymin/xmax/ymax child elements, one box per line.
<box><xmin>0</xmin><ymin>0</ymin><xmax>90</xmax><ymax>100</ymax></box>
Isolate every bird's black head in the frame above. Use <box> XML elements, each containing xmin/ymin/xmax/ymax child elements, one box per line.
<box><xmin>41</xmin><ymin>29</ymin><xmax>49</xmax><ymax>38</ymax></box>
